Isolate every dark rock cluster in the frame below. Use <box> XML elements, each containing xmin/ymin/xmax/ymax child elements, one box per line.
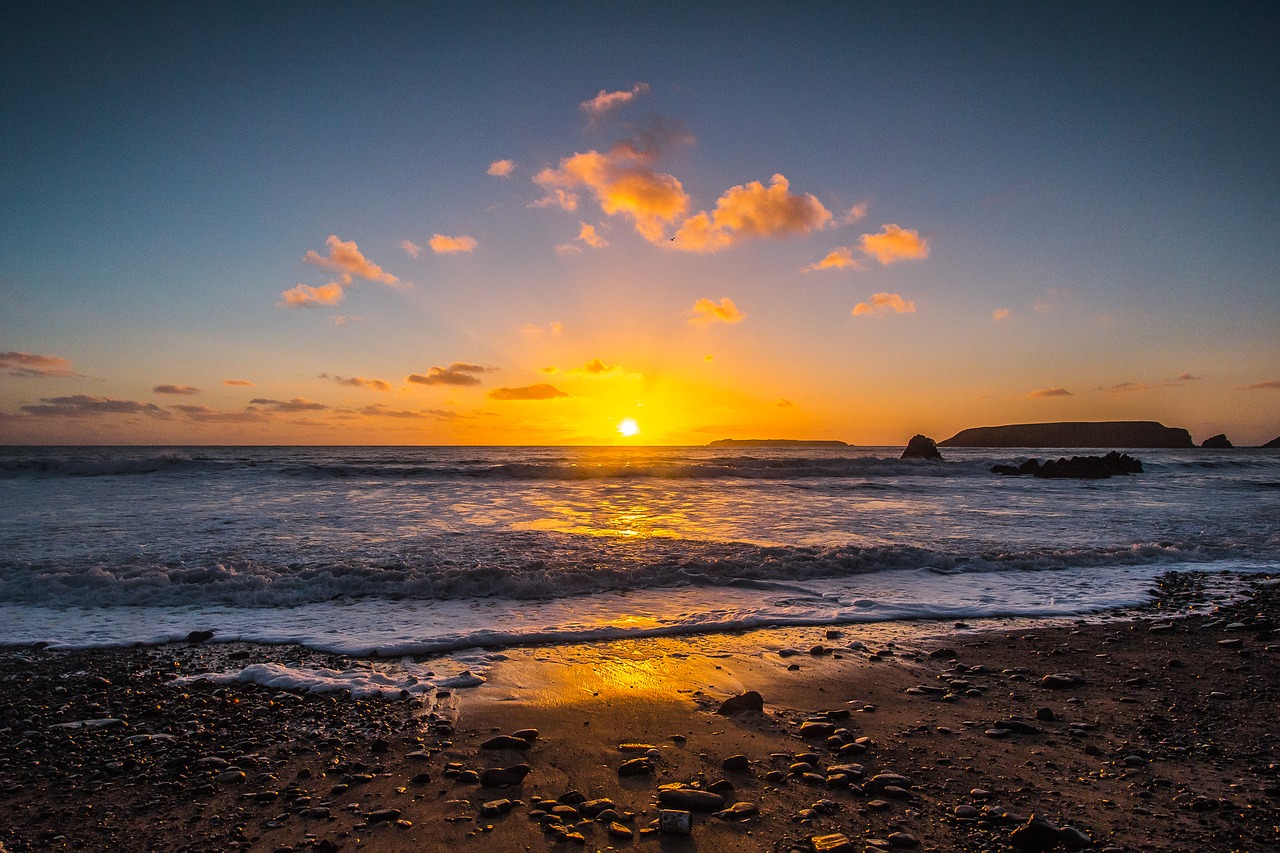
<box><xmin>992</xmin><ymin>451</ymin><xmax>1142</xmax><ymax>479</ymax></box>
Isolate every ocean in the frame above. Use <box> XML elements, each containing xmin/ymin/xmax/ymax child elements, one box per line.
<box><xmin>2</xmin><ymin>445</ymin><xmax>1277</xmax><ymax>675</ymax></box>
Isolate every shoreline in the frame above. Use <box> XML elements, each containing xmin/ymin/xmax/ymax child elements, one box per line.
<box><xmin>2</xmin><ymin>573</ymin><xmax>1277</xmax><ymax>852</ymax></box>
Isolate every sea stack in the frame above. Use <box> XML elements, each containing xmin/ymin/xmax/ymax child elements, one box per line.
<box><xmin>1200</xmin><ymin>434</ymin><xmax>1233</xmax><ymax>448</ymax></box>
<box><xmin>901</xmin><ymin>434</ymin><xmax>942</xmax><ymax>460</ymax></box>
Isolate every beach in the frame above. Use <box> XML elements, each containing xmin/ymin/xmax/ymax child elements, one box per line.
<box><xmin>3</xmin><ymin>571</ymin><xmax>1277</xmax><ymax>853</ymax></box>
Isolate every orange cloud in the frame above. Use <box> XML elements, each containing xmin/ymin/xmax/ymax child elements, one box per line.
<box><xmin>844</xmin><ymin>202</ymin><xmax>870</xmax><ymax>223</ymax></box>
<box><xmin>1106</xmin><ymin>381</ymin><xmax>1151</xmax><ymax>394</ymax></box>
<box><xmin>580</xmin><ymin>82</ymin><xmax>650</xmax><ymax>118</ymax></box>
<box><xmin>1027</xmin><ymin>387</ymin><xmax>1073</xmax><ymax>398</ymax></box>
<box><xmin>1245</xmin><ymin>380</ymin><xmax>1280</xmax><ymax>391</ymax></box>
<box><xmin>171</xmin><ymin>404</ymin><xmax>271</xmax><ymax>424</ymax></box>
<box><xmin>330</xmin><ymin>375</ymin><xmax>392</xmax><ymax>392</ymax></box>
<box><xmin>407</xmin><ymin>363</ymin><xmax>495</xmax><ymax>387</ymax></box>
<box><xmin>690</xmin><ymin>297</ymin><xmax>744</xmax><ymax>326</ymax></box>
<box><xmin>578</xmin><ymin>222</ymin><xmax>608</xmax><ymax>248</ymax></box>
<box><xmin>992</xmin><ymin>308</ymin><xmax>1011</xmax><ymax>321</ymax></box>
<box><xmin>672</xmin><ymin>174</ymin><xmax>832</xmax><ymax>252</ymax></box>
<box><xmin>401</xmin><ymin>240</ymin><xmax>422</xmax><ymax>258</ymax></box>
<box><xmin>487</xmin><ymin>159</ymin><xmax>515</xmax><ymax>177</ymax></box>
<box><xmin>520</xmin><ymin>322</ymin><xmax>563</xmax><ymax>338</ymax></box>
<box><xmin>488</xmin><ymin>383</ymin><xmax>570</xmax><ymax>401</ymax></box>
<box><xmin>533</xmin><ymin>146</ymin><xmax>689</xmax><ymax>242</ymax></box>
<box><xmin>304</xmin><ymin>235</ymin><xmax>398</xmax><ymax>285</ymax></box>
<box><xmin>279</xmin><ymin>281</ymin><xmax>345</xmax><ymax>308</ymax></box>
<box><xmin>852</xmin><ymin>292</ymin><xmax>916</xmax><ymax>316</ymax></box>
<box><xmin>356</xmin><ymin>403</ymin><xmax>459</xmax><ymax>419</ymax></box>
<box><xmin>802</xmin><ymin>246</ymin><xmax>863</xmax><ymax>272</ymax></box>
<box><xmin>428</xmin><ymin>234</ymin><xmax>477</xmax><ymax>254</ymax></box>
<box><xmin>222</xmin><ymin>379</ymin><xmax>255</xmax><ymax>386</ymax></box>
<box><xmin>857</xmin><ymin>224</ymin><xmax>930</xmax><ymax>265</ymax></box>
<box><xmin>153</xmin><ymin>384</ymin><xmax>200</xmax><ymax>395</ymax></box>
<box><xmin>21</xmin><ymin>395</ymin><xmax>170</xmax><ymax>418</ymax></box>
<box><xmin>250</xmin><ymin>397</ymin><xmax>328</xmax><ymax>412</ymax></box>
<box><xmin>0</xmin><ymin>351</ymin><xmax>82</xmax><ymax>378</ymax></box>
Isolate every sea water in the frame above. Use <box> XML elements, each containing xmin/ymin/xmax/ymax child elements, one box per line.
<box><xmin>2</xmin><ymin>445</ymin><xmax>1277</xmax><ymax>663</ymax></box>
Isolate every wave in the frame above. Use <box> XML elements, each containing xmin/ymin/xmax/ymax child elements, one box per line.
<box><xmin>0</xmin><ymin>538</ymin><xmax>1250</xmax><ymax>609</ymax></box>
<box><xmin>0</xmin><ymin>451</ymin><xmax>986</xmax><ymax>482</ymax></box>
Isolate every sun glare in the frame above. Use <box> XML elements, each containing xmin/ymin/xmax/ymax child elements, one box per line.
<box><xmin>617</xmin><ymin>417</ymin><xmax>640</xmax><ymax>437</ymax></box>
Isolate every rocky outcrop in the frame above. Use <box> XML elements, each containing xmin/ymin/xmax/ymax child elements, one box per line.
<box><xmin>940</xmin><ymin>421</ymin><xmax>1193</xmax><ymax>448</ymax></box>
<box><xmin>901</xmin><ymin>434</ymin><xmax>942</xmax><ymax>460</ymax></box>
<box><xmin>1200</xmin><ymin>434</ymin><xmax>1233</xmax><ymax>448</ymax></box>
<box><xmin>992</xmin><ymin>451</ymin><xmax>1143</xmax><ymax>479</ymax></box>
<box><xmin>1263</xmin><ymin>436</ymin><xmax>1280</xmax><ymax>449</ymax></box>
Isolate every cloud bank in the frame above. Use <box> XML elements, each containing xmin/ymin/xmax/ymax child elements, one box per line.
<box><xmin>1</xmin><ymin>351</ymin><xmax>82</xmax><ymax>378</ymax></box>
<box><xmin>407</xmin><ymin>363</ymin><xmax>495</xmax><ymax>387</ymax></box>
<box><xmin>488</xmin><ymin>383</ymin><xmax>569</xmax><ymax>401</ymax></box>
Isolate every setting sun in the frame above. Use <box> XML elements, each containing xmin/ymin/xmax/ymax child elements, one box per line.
<box><xmin>616</xmin><ymin>418</ymin><xmax>640</xmax><ymax>437</ymax></box>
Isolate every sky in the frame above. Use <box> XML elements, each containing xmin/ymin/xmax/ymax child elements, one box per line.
<box><xmin>2</xmin><ymin>1</ymin><xmax>1278</xmax><ymax>446</ymax></box>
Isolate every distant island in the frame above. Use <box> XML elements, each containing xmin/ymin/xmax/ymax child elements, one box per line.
<box><xmin>707</xmin><ymin>439</ymin><xmax>849</xmax><ymax>447</ymax></box>
<box><xmin>938</xmin><ymin>421</ymin><xmax>1195</xmax><ymax>449</ymax></box>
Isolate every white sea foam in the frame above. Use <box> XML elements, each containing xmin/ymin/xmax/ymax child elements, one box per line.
<box><xmin>4</xmin><ymin>562</ymin><xmax>1272</xmax><ymax>655</ymax></box>
<box><xmin>173</xmin><ymin>661</ymin><xmax>484</xmax><ymax>699</ymax></box>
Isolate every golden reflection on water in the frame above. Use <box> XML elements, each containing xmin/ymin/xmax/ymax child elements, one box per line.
<box><xmin>513</xmin><ymin>486</ymin><xmax>710</xmax><ymax>539</ymax></box>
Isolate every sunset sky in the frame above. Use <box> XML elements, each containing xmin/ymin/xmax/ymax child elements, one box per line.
<box><xmin>2</xmin><ymin>2</ymin><xmax>1278</xmax><ymax>446</ymax></box>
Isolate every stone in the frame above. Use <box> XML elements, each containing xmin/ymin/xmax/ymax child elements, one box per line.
<box><xmin>215</xmin><ymin>770</ymin><xmax>246</xmax><ymax>785</ymax></box>
<box><xmin>722</xmin><ymin>754</ymin><xmax>750</xmax><ymax>771</ymax></box>
<box><xmin>608</xmin><ymin>822</ymin><xmax>633</xmax><ymax>838</ymax></box>
<box><xmin>995</xmin><ymin>451</ymin><xmax>1144</xmax><ymax>479</ymax></box>
<box><xmin>658</xmin><ymin>788</ymin><xmax>726</xmax><ymax>811</ymax></box>
<box><xmin>480</xmin><ymin>799</ymin><xmax>512</xmax><ymax>817</ymax></box>
<box><xmin>479</xmin><ymin>764</ymin><xmax>531</xmax><ymax>787</ymax></box>
<box><xmin>1009</xmin><ymin>814</ymin><xmax>1063</xmax><ymax>852</ymax></box>
<box><xmin>865</xmin><ymin>773</ymin><xmax>914</xmax><ymax>792</ymax></box>
<box><xmin>901</xmin><ymin>434</ymin><xmax>942</xmax><ymax>460</ymax></box>
<box><xmin>1059</xmin><ymin>826</ymin><xmax>1093</xmax><ymax>850</ymax></box>
<box><xmin>578</xmin><ymin>798</ymin><xmax>616</xmax><ymax>818</ymax></box>
<box><xmin>1041</xmin><ymin>673</ymin><xmax>1080</xmax><ymax>688</ymax></box>
<box><xmin>717</xmin><ymin>690</ymin><xmax>764</xmax><ymax>714</ymax></box>
<box><xmin>810</xmin><ymin>832</ymin><xmax>857</xmax><ymax>852</ymax></box>
<box><xmin>480</xmin><ymin>735</ymin><xmax>531</xmax><ymax>750</ymax></box>
<box><xmin>618</xmin><ymin>757</ymin><xmax>654</xmax><ymax>776</ymax></box>
<box><xmin>186</xmin><ymin>630</ymin><xmax>214</xmax><ymax>643</ymax></box>
<box><xmin>365</xmin><ymin>808</ymin><xmax>402</xmax><ymax>823</ymax></box>
<box><xmin>718</xmin><ymin>801</ymin><xmax>759</xmax><ymax>819</ymax></box>
<box><xmin>511</xmin><ymin>728</ymin><xmax>539</xmax><ymax>742</ymax></box>
<box><xmin>888</xmin><ymin>832</ymin><xmax>920</xmax><ymax>848</ymax></box>
<box><xmin>799</xmin><ymin>721</ymin><xmax>837</xmax><ymax>738</ymax></box>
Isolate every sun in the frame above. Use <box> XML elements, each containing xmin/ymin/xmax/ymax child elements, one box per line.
<box><xmin>616</xmin><ymin>417</ymin><xmax>640</xmax><ymax>438</ymax></box>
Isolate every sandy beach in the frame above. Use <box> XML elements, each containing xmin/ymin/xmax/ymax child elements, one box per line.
<box><xmin>2</xmin><ymin>571</ymin><xmax>1277</xmax><ymax>853</ymax></box>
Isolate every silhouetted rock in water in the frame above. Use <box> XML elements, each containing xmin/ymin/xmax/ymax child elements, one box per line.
<box><xmin>940</xmin><ymin>421</ymin><xmax>1194</xmax><ymax>448</ymax></box>
<box><xmin>1201</xmin><ymin>434</ymin><xmax>1233</xmax><ymax>448</ymax></box>
<box><xmin>901</xmin><ymin>434</ymin><xmax>942</xmax><ymax>460</ymax></box>
<box><xmin>992</xmin><ymin>451</ymin><xmax>1143</xmax><ymax>479</ymax></box>
<box><xmin>1263</xmin><ymin>436</ymin><xmax>1280</xmax><ymax>449</ymax></box>
<box><xmin>708</xmin><ymin>439</ymin><xmax>848</xmax><ymax>447</ymax></box>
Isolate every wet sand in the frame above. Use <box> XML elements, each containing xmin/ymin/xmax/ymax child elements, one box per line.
<box><xmin>2</xmin><ymin>572</ymin><xmax>1277</xmax><ymax>852</ymax></box>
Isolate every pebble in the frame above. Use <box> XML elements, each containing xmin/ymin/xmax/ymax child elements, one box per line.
<box><xmin>618</xmin><ymin>757</ymin><xmax>654</xmax><ymax>776</ymax></box>
<box><xmin>810</xmin><ymin>832</ymin><xmax>856</xmax><ymax>852</ymax></box>
<box><xmin>658</xmin><ymin>788</ymin><xmax>726</xmax><ymax>811</ymax></box>
<box><xmin>478</xmin><ymin>764</ymin><xmax>530</xmax><ymax>787</ymax></box>
<box><xmin>717</xmin><ymin>691</ymin><xmax>764</xmax><ymax>715</ymax></box>
<box><xmin>480</xmin><ymin>734</ymin><xmax>531</xmax><ymax>750</ymax></box>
